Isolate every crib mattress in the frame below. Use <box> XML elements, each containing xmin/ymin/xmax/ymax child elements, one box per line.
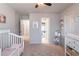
<box><xmin>2</xmin><ymin>44</ymin><xmax>23</xmax><ymax>56</ymax></box>
<box><xmin>2</xmin><ymin>48</ymin><xmax>16</xmax><ymax>56</ymax></box>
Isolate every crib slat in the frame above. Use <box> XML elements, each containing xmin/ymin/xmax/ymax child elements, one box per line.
<box><xmin>10</xmin><ymin>34</ymin><xmax>12</xmax><ymax>47</ymax></box>
<box><xmin>5</xmin><ymin>33</ymin><xmax>7</xmax><ymax>48</ymax></box>
<box><xmin>2</xmin><ymin>34</ymin><xmax>4</xmax><ymax>50</ymax></box>
<box><xmin>15</xmin><ymin>37</ymin><xmax>17</xmax><ymax>44</ymax></box>
<box><xmin>0</xmin><ymin>33</ymin><xmax>2</xmax><ymax>49</ymax></box>
<box><xmin>14</xmin><ymin>36</ymin><xmax>16</xmax><ymax>44</ymax></box>
<box><xmin>10</xmin><ymin>34</ymin><xmax>12</xmax><ymax>46</ymax></box>
<box><xmin>10</xmin><ymin>34</ymin><xmax>11</xmax><ymax>46</ymax></box>
<box><xmin>8</xmin><ymin>33</ymin><xmax>10</xmax><ymax>47</ymax></box>
<box><xmin>12</xmin><ymin>35</ymin><xmax>14</xmax><ymax>45</ymax></box>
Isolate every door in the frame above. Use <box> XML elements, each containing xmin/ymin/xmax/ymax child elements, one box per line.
<box><xmin>20</xmin><ymin>20</ymin><xmax>30</xmax><ymax>41</ymax></box>
<box><xmin>41</xmin><ymin>18</ymin><xmax>50</xmax><ymax>44</ymax></box>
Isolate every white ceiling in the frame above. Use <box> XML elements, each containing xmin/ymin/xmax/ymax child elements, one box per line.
<box><xmin>7</xmin><ymin>3</ymin><xmax>73</xmax><ymax>15</ymax></box>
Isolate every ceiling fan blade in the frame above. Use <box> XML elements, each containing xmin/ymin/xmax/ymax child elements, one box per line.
<box><xmin>35</xmin><ymin>3</ymin><xmax>52</xmax><ymax>8</ymax></box>
<box><xmin>35</xmin><ymin>4</ymin><xmax>38</xmax><ymax>8</ymax></box>
<box><xmin>44</xmin><ymin>3</ymin><xmax>52</xmax><ymax>6</ymax></box>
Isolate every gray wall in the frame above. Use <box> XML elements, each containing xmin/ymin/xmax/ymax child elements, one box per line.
<box><xmin>0</xmin><ymin>4</ymin><xmax>20</xmax><ymax>34</ymax></box>
<box><xmin>29</xmin><ymin>13</ymin><xmax>61</xmax><ymax>44</ymax></box>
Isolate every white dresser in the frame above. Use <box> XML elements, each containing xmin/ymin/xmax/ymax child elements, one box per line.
<box><xmin>65</xmin><ymin>34</ymin><xmax>79</xmax><ymax>56</ymax></box>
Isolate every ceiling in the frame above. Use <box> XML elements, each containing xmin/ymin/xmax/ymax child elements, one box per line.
<box><xmin>6</xmin><ymin>3</ymin><xmax>73</xmax><ymax>15</ymax></box>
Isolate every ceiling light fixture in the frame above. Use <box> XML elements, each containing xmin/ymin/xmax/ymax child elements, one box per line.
<box><xmin>35</xmin><ymin>3</ymin><xmax>52</xmax><ymax>8</ymax></box>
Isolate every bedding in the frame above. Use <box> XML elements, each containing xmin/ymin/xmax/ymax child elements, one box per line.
<box><xmin>2</xmin><ymin>48</ymin><xmax>17</xmax><ymax>56</ymax></box>
<box><xmin>11</xmin><ymin>44</ymin><xmax>23</xmax><ymax>55</ymax></box>
<box><xmin>1</xmin><ymin>44</ymin><xmax>23</xmax><ymax>56</ymax></box>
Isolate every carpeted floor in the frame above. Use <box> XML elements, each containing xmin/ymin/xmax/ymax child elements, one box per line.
<box><xmin>22</xmin><ymin>41</ymin><xmax>65</xmax><ymax>56</ymax></box>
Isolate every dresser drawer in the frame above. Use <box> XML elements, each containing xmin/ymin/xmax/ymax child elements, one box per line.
<box><xmin>69</xmin><ymin>39</ymin><xmax>74</xmax><ymax>48</ymax></box>
<box><xmin>65</xmin><ymin>38</ymin><xmax>71</xmax><ymax>46</ymax></box>
<box><xmin>66</xmin><ymin>34</ymin><xmax>79</xmax><ymax>55</ymax></box>
<box><xmin>74</xmin><ymin>40</ymin><xmax>79</xmax><ymax>53</ymax></box>
<box><xmin>66</xmin><ymin>37</ymin><xmax>74</xmax><ymax>48</ymax></box>
<box><xmin>65</xmin><ymin>37</ymin><xmax>70</xmax><ymax>45</ymax></box>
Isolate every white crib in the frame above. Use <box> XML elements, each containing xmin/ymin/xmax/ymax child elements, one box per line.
<box><xmin>0</xmin><ymin>30</ymin><xmax>24</xmax><ymax>56</ymax></box>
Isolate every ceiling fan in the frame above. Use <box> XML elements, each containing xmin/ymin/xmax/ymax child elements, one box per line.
<box><xmin>35</xmin><ymin>3</ymin><xmax>52</xmax><ymax>8</ymax></box>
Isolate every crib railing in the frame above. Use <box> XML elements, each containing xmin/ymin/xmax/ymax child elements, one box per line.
<box><xmin>9</xmin><ymin>33</ymin><xmax>24</xmax><ymax>47</ymax></box>
<box><xmin>0</xmin><ymin>30</ymin><xmax>24</xmax><ymax>52</ymax></box>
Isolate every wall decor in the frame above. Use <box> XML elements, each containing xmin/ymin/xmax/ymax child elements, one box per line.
<box><xmin>0</xmin><ymin>15</ymin><xmax>6</xmax><ymax>23</ymax></box>
<box><xmin>33</xmin><ymin>21</ymin><xmax>38</xmax><ymax>29</ymax></box>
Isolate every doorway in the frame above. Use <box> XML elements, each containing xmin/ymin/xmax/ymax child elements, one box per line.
<box><xmin>20</xmin><ymin>20</ymin><xmax>30</xmax><ymax>41</ymax></box>
<box><xmin>41</xmin><ymin>18</ymin><xmax>50</xmax><ymax>44</ymax></box>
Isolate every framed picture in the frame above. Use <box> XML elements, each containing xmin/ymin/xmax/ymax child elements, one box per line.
<box><xmin>0</xmin><ymin>15</ymin><xmax>6</xmax><ymax>23</ymax></box>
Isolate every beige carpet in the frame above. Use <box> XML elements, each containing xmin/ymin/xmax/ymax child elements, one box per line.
<box><xmin>22</xmin><ymin>41</ymin><xmax>65</xmax><ymax>56</ymax></box>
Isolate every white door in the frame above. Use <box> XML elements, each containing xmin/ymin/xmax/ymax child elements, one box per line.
<box><xmin>20</xmin><ymin>20</ymin><xmax>30</xmax><ymax>41</ymax></box>
<box><xmin>41</xmin><ymin>18</ymin><xmax>50</xmax><ymax>44</ymax></box>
